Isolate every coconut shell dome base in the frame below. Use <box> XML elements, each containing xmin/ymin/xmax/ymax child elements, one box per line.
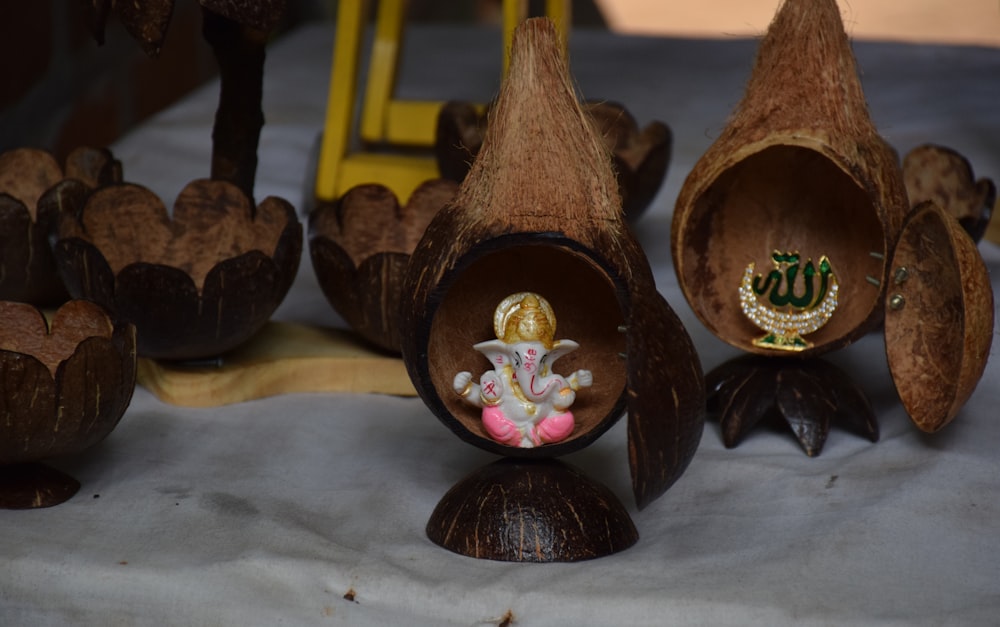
<box><xmin>0</xmin><ymin>464</ymin><xmax>82</xmax><ymax>510</ymax></box>
<box><xmin>427</xmin><ymin>458</ymin><xmax>638</xmax><ymax>562</ymax></box>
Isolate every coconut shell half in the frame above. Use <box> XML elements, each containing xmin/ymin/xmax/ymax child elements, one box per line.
<box><xmin>884</xmin><ymin>201</ymin><xmax>994</xmax><ymax>433</ymax></box>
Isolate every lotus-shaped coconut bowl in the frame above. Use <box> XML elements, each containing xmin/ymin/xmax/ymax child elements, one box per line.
<box><xmin>0</xmin><ymin>147</ymin><xmax>121</xmax><ymax>306</ymax></box>
<box><xmin>309</xmin><ymin>179</ymin><xmax>458</xmax><ymax>353</ymax></box>
<box><xmin>53</xmin><ymin>178</ymin><xmax>302</xmax><ymax>361</ymax></box>
<box><xmin>0</xmin><ymin>300</ymin><xmax>136</xmax><ymax>509</ymax></box>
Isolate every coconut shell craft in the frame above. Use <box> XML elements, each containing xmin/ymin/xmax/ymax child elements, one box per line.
<box><xmin>401</xmin><ymin>18</ymin><xmax>704</xmax><ymax>561</ymax></box>
<box><xmin>435</xmin><ymin>99</ymin><xmax>671</xmax><ymax>222</ymax></box>
<box><xmin>53</xmin><ymin>178</ymin><xmax>301</xmax><ymax>361</ymax></box>
<box><xmin>0</xmin><ymin>300</ymin><xmax>136</xmax><ymax>509</ymax></box>
<box><xmin>674</xmin><ymin>0</ymin><xmax>994</xmax><ymax>452</ymax></box>
<box><xmin>309</xmin><ymin>179</ymin><xmax>458</xmax><ymax>353</ymax></box>
<box><xmin>0</xmin><ymin>147</ymin><xmax>121</xmax><ymax>306</ymax></box>
<box><xmin>902</xmin><ymin>144</ymin><xmax>996</xmax><ymax>244</ymax></box>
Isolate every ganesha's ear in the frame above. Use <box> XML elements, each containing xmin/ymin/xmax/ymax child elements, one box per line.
<box><xmin>473</xmin><ymin>339</ymin><xmax>511</xmax><ymax>368</ymax></box>
<box><xmin>546</xmin><ymin>339</ymin><xmax>579</xmax><ymax>365</ymax></box>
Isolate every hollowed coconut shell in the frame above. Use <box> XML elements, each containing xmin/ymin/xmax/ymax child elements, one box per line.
<box><xmin>0</xmin><ymin>147</ymin><xmax>121</xmax><ymax>306</ymax></box>
<box><xmin>309</xmin><ymin>179</ymin><xmax>458</xmax><ymax>352</ymax></box>
<box><xmin>53</xmin><ymin>178</ymin><xmax>302</xmax><ymax>360</ymax></box>
<box><xmin>435</xmin><ymin>99</ymin><xmax>671</xmax><ymax>222</ymax></box>
<box><xmin>0</xmin><ymin>299</ymin><xmax>136</xmax><ymax>508</ymax></box>
<box><xmin>672</xmin><ymin>0</ymin><xmax>909</xmax><ymax>357</ymax></box>
<box><xmin>401</xmin><ymin>18</ymin><xmax>704</xmax><ymax>509</ymax></box>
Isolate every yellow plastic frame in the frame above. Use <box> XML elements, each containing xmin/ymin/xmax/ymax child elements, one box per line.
<box><xmin>314</xmin><ymin>0</ymin><xmax>569</xmax><ymax>204</ymax></box>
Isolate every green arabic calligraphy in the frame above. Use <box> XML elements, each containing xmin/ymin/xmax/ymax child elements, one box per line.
<box><xmin>752</xmin><ymin>251</ymin><xmax>833</xmax><ymax>310</ymax></box>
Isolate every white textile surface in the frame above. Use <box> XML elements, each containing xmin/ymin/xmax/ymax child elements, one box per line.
<box><xmin>2</xmin><ymin>23</ymin><xmax>999</xmax><ymax>626</ymax></box>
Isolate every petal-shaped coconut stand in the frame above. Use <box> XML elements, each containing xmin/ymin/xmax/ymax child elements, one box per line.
<box><xmin>0</xmin><ymin>300</ymin><xmax>136</xmax><ymax>509</ymax></box>
<box><xmin>401</xmin><ymin>18</ymin><xmax>704</xmax><ymax>561</ymax></box>
<box><xmin>672</xmin><ymin>0</ymin><xmax>909</xmax><ymax>358</ymax></box>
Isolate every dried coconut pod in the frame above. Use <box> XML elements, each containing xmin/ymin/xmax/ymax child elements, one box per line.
<box><xmin>401</xmin><ymin>18</ymin><xmax>703</xmax><ymax>509</ymax></box>
<box><xmin>902</xmin><ymin>144</ymin><xmax>995</xmax><ymax>243</ymax></box>
<box><xmin>672</xmin><ymin>0</ymin><xmax>909</xmax><ymax>357</ymax></box>
<box><xmin>309</xmin><ymin>179</ymin><xmax>458</xmax><ymax>352</ymax></box>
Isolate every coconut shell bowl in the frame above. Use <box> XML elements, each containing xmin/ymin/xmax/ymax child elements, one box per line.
<box><xmin>0</xmin><ymin>300</ymin><xmax>136</xmax><ymax>509</ymax></box>
<box><xmin>0</xmin><ymin>147</ymin><xmax>121</xmax><ymax>306</ymax></box>
<box><xmin>399</xmin><ymin>19</ymin><xmax>705</xmax><ymax>562</ymax></box>
<box><xmin>309</xmin><ymin>179</ymin><xmax>459</xmax><ymax>353</ymax></box>
<box><xmin>52</xmin><ymin>178</ymin><xmax>302</xmax><ymax>361</ymax></box>
<box><xmin>672</xmin><ymin>0</ymin><xmax>994</xmax><ymax>455</ymax></box>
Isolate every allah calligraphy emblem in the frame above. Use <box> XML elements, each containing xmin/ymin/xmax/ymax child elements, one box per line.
<box><xmin>739</xmin><ymin>251</ymin><xmax>839</xmax><ymax>351</ymax></box>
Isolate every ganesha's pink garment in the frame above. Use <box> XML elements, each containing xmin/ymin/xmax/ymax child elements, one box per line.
<box><xmin>531</xmin><ymin>411</ymin><xmax>574</xmax><ymax>446</ymax></box>
<box><xmin>481</xmin><ymin>406</ymin><xmax>522</xmax><ymax>446</ymax></box>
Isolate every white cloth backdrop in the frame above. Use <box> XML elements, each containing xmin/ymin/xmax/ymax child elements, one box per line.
<box><xmin>2</xmin><ymin>22</ymin><xmax>999</xmax><ymax>626</ymax></box>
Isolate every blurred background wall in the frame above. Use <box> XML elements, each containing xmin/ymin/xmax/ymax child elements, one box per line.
<box><xmin>1</xmin><ymin>0</ymin><xmax>996</xmax><ymax>163</ymax></box>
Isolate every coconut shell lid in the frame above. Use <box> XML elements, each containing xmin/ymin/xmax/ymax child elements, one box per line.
<box><xmin>884</xmin><ymin>201</ymin><xmax>994</xmax><ymax>433</ymax></box>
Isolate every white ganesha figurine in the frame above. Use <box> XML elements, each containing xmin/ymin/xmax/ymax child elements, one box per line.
<box><xmin>453</xmin><ymin>292</ymin><xmax>593</xmax><ymax>448</ymax></box>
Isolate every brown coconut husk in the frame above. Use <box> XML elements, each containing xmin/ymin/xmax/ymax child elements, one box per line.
<box><xmin>672</xmin><ymin>0</ymin><xmax>909</xmax><ymax>357</ymax></box>
<box><xmin>401</xmin><ymin>18</ymin><xmax>703</xmax><ymax>509</ymax></box>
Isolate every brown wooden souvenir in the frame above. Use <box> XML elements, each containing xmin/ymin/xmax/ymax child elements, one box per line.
<box><xmin>427</xmin><ymin>458</ymin><xmax>638</xmax><ymax>562</ymax></box>
<box><xmin>672</xmin><ymin>0</ymin><xmax>908</xmax><ymax>358</ymax></box>
<box><xmin>902</xmin><ymin>144</ymin><xmax>996</xmax><ymax>243</ymax></box>
<box><xmin>0</xmin><ymin>300</ymin><xmax>136</xmax><ymax>509</ymax></box>
<box><xmin>679</xmin><ymin>0</ymin><xmax>995</xmax><ymax>453</ymax></box>
<box><xmin>0</xmin><ymin>147</ymin><xmax>120</xmax><ymax>306</ymax></box>
<box><xmin>401</xmin><ymin>18</ymin><xmax>704</xmax><ymax>561</ymax></box>
<box><xmin>52</xmin><ymin>178</ymin><xmax>301</xmax><ymax>361</ymax></box>
<box><xmin>435</xmin><ymin>99</ymin><xmax>671</xmax><ymax>222</ymax></box>
<box><xmin>309</xmin><ymin>179</ymin><xmax>459</xmax><ymax>353</ymax></box>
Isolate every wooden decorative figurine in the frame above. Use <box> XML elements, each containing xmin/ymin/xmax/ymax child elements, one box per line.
<box><xmin>0</xmin><ymin>300</ymin><xmax>136</xmax><ymax>509</ymax></box>
<box><xmin>673</xmin><ymin>0</ymin><xmax>994</xmax><ymax>454</ymax></box>
<box><xmin>400</xmin><ymin>18</ymin><xmax>704</xmax><ymax>561</ymax></box>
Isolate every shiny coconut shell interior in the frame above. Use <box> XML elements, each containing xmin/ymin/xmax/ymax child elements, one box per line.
<box><xmin>427</xmin><ymin>244</ymin><xmax>627</xmax><ymax>450</ymax></box>
<box><xmin>677</xmin><ymin>144</ymin><xmax>888</xmax><ymax>355</ymax></box>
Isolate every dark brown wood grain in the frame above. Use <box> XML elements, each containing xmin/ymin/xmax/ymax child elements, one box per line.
<box><xmin>427</xmin><ymin>458</ymin><xmax>638</xmax><ymax>562</ymax></box>
<box><xmin>672</xmin><ymin>0</ymin><xmax>909</xmax><ymax>357</ymax></box>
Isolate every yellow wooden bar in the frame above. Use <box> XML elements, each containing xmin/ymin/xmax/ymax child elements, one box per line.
<box><xmin>359</xmin><ymin>0</ymin><xmax>407</xmax><ymax>144</ymax></box>
<box><xmin>383</xmin><ymin>100</ymin><xmax>446</xmax><ymax>146</ymax></box>
<box><xmin>314</xmin><ymin>0</ymin><xmax>367</xmax><ymax>201</ymax></box>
